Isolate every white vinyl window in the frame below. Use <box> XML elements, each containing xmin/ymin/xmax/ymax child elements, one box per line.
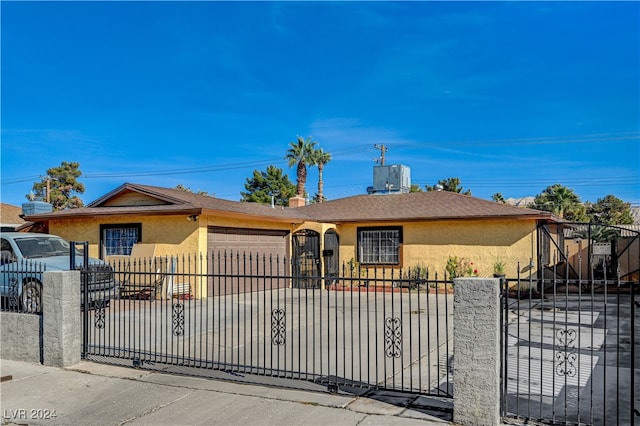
<box><xmin>358</xmin><ymin>227</ymin><xmax>401</xmax><ymax>265</ymax></box>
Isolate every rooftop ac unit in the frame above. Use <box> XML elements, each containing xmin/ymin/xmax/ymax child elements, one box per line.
<box><xmin>22</xmin><ymin>201</ymin><xmax>53</xmax><ymax>216</ymax></box>
<box><xmin>371</xmin><ymin>165</ymin><xmax>411</xmax><ymax>193</ymax></box>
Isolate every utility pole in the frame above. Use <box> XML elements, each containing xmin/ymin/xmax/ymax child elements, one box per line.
<box><xmin>45</xmin><ymin>177</ymin><xmax>51</xmax><ymax>204</ymax></box>
<box><xmin>374</xmin><ymin>144</ymin><xmax>388</xmax><ymax>166</ymax></box>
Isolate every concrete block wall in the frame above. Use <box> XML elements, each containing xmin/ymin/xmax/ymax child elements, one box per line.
<box><xmin>453</xmin><ymin>277</ymin><xmax>501</xmax><ymax>426</ymax></box>
<box><xmin>42</xmin><ymin>271</ymin><xmax>81</xmax><ymax>367</ymax></box>
<box><xmin>0</xmin><ymin>312</ymin><xmax>41</xmax><ymax>363</ymax></box>
<box><xmin>0</xmin><ymin>271</ymin><xmax>81</xmax><ymax>368</ymax></box>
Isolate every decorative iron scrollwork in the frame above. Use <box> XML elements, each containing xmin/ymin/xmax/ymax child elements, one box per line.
<box><xmin>8</xmin><ymin>278</ymin><xmax>19</xmax><ymax>309</ymax></box>
<box><xmin>271</xmin><ymin>309</ymin><xmax>286</xmax><ymax>346</ymax></box>
<box><xmin>172</xmin><ymin>303</ymin><xmax>184</xmax><ymax>336</ymax></box>
<box><xmin>385</xmin><ymin>317</ymin><xmax>402</xmax><ymax>358</ymax></box>
<box><xmin>555</xmin><ymin>328</ymin><xmax>577</xmax><ymax>377</ymax></box>
<box><xmin>94</xmin><ymin>300</ymin><xmax>105</xmax><ymax>329</ymax></box>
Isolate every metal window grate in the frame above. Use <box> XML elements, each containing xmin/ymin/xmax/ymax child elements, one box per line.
<box><xmin>104</xmin><ymin>227</ymin><xmax>139</xmax><ymax>256</ymax></box>
<box><xmin>359</xmin><ymin>228</ymin><xmax>399</xmax><ymax>264</ymax></box>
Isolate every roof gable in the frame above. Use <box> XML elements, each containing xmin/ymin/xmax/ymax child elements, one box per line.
<box><xmin>88</xmin><ymin>183</ymin><xmax>191</xmax><ymax>207</ymax></box>
<box><xmin>100</xmin><ymin>190</ymin><xmax>172</xmax><ymax>207</ymax></box>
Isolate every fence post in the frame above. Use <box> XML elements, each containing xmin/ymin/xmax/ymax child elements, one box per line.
<box><xmin>453</xmin><ymin>277</ymin><xmax>501</xmax><ymax>426</ymax></box>
<box><xmin>42</xmin><ymin>271</ymin><xmax>81</xmax><ymax>367</ymax></box>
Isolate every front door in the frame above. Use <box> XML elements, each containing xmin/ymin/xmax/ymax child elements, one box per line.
<box><xmin>292</xmin><ymin>230</ymin><xmax>320</xmax><ymax>288</ymax></box>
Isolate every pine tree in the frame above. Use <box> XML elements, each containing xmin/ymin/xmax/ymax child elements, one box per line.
<box><xmin>29</xmin><ymin>161</ymin><xmax>85</xmax><ymax>210</ymax></box>
<box><xmin>240</xmin><ymin>165</ymin><xmax>296</xmax><ymax>206</ymax></box>
<box><xmin>586</xmin><ymin>194</ymin><xmax>634</xmax><ymax>224</ymax></box>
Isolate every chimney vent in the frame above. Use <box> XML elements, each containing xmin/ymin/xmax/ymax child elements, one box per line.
<box><xmin>288</xmin><ymin>196</ymin><xmax>306</xmax><ymax>208</ymax></box>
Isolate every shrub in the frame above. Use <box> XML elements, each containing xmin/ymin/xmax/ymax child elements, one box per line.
<box><xmin>445</xmin><ymin>256</ymin><xmax>478</xmax><ymax>279</ymax></box>
<box><xmin>411</xmin><ymin>264</ymin><xmax>429</xmax><ymax>280</ymax></box>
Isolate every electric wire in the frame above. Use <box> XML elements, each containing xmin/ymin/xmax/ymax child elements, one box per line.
<box><xmin>1</xmin><ymin>133</ymin><xmax>637</xmax><ymax>204</ymax></box>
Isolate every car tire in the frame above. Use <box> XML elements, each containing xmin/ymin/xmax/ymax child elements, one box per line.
<box><xmin>21</xmin><ymin>281</ymin><xmax>42</xmax><ymax>313</ymax></box>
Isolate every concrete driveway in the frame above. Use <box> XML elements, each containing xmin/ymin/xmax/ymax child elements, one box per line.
<box><xmin>503</xmin><ymin>293</ymin><xmax>639</xmax><ymax>425</ymax></box>
<box><xmin>83</xmin><ymin>288</ymin><xmax>454</xmax><ymax>398</ymax></box>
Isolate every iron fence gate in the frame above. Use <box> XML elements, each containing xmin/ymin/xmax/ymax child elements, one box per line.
<box><xmin>81</xmin><ymin>252</ymin><xmax>453</xmax><ymax>398</ymax></box>
<box><xmin>502</xmin><ymin>222</ymin><xmax>639</xmax><ymax>425</ymax></box>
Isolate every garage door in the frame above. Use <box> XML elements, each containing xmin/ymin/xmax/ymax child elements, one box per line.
<box><xmin>207</xmin><ymin>227</ymin><xmax>289</xmax><ymax>295</ymax></box>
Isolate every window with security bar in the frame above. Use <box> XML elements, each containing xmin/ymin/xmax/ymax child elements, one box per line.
<box><xmin>357</xmin><ymin>227</ymin><xmax>402</xmax><ymax>265</ymax></box>
<box><xmin>100</xmin><ymin>223</ymin><xmax>141</xmax><ymax>256</ymax></box>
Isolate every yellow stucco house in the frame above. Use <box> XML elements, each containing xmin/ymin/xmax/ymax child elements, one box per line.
<box><xmin>24</xmin><ymin>183</ymin><xmax>557</xmax><ymax>296</ymax></box>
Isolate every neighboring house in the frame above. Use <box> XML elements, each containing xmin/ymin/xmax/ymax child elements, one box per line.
<box><xmin>0</xmin><ymin>203</ymin><xmax>30</xmax><ymax>232</ymax></box>
<box><xmin>559</xmin><ymin>223</ymin><xmax>640</xmax><ymax>281</ymax></box>
<box><xmin>23</xmin><ymin>183</ymin><xmax>558</xmax><ymax>296</ymax></box>
<box><xmin>632</xmin><ymin>206</ymin><xmax>640</xmax><ymax>225</ymax></box>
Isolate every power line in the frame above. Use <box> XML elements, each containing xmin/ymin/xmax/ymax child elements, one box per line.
<box><xmin>3</xmin><ymin>131</ymin><xmax>636</xmax><ymax>183</ymax></box>
<box><xmin>413</xmin><ymin>175</ymin><xmax>639</xmax><ymax>188</ymax></box>
<box><xmin>1</xmin><ymin>133</ymin><xmax>636</xmax><ymax>193</ymax></box>
<box><xmin>1</xmin><ymin>175</ymin><xmax>42</xmax><ymax>185</ymax></box>
<box><xmin>0</xmin><ymin>145</ymin><xmax>371</xmax><ymax>184</ymax></box>
<box><xmin>84</xmin><ymin>158</ymin><xmax>284</xmax><ymax>178</ymax></box>
<box><xmin>392</xmin><ymin>131</ymin><xmax>640</xmax><ymax>148</ymax></box>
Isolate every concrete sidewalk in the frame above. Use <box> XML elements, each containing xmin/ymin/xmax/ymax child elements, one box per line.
<box><xmin>0</xmin><ymin>359</ymin><xmax>454</xmax><ymax>425</ymax></box>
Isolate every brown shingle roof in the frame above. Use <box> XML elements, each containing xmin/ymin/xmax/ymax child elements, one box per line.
<box><xmin>299</xmin><ymin>191</ymin><xmax>553</xmax><ymax>223</ymax></box>
<box><xmin>124</xmin><ymin>184</ymin><xmax>310</xmax><ymax>221</ymax></box>
<box><xmin>24</xmin><ymin>183</ymin><xmax>554</xmax><ymax>224</ymax></box>
<box><xmin>0</xmin><ymin>203</ymin><xmax>27</xmax><ymax>225</ymax></box>
<box><xmin>26</xmin><ymin>183</ymin><xmax>310</xmax><ymax>222</ymax></box>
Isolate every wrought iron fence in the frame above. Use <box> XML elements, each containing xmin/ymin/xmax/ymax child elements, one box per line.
<box><xmin>0</xmin><ymin>258</ymin><xmax>46</xmax><ymax>314</ymax></box>
<box><xmin>501</xmin><ymin>260</ymin><xmax>638</xmax><ymax>425</ymax></box>
<box><xmin>81</xmin><ymin>252</ymin><xmax>454</xmax><ymax>397</ymax></box>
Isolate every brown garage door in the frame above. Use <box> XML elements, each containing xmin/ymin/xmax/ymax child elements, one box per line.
<box><xmin>207</xmin><ymin>227</ymin><xmax>289</xmax><ymax>295</ymax></box>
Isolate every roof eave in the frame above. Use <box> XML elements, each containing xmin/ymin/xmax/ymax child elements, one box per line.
<box><xmin>24</xmin><ymin>207</ymin><xmax>203</xmax><ymax>221</ymax></box>
<box><xmin>314</xmin><ymin>213</ymin><xmax>555</xmax><ymax>224</ymax></box>
<box><xmin>201</xmin><ymin>208</ymin><xmax>308</xmax><ymax>225</ymax></box>
<box><xmin>25</xmin><ymin>206</ymin><xmax>308</xmax><ymax>225</ymax></box>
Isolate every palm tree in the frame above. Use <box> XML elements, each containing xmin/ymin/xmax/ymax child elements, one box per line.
<box><xmin>312</xmin><ymin>148</ymin><xmax>331</xmax><ymax>202</ymax></box>
<box><xmin>285</xmin><ymin>136</ymin><xmax>317</xmax><ymax>198</ymax></box>
<box><xmin>573</xmin><ymin>224</ymin><xmax>621</xmax><ymax>243</ymax></box>
<box><xmin>492</xmin><ymin>192</ymin><xmax>506</xmax><ymax>203</ymax></box>
<box><xmin>531</xmin><ymin>184</ymin><xmax>587</xmax><ymax>221</ymax></box>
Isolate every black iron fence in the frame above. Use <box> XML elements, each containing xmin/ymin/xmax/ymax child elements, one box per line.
<box><xmin>0</xmin><ymin>258</ymin><xmax>46</xmax><ymax>314</ymax></box>
<box><xmin>501</xmin><ymin>260</ymin><xmax>638</xmax><ymax>425</ymax></box>
<box><xmin>81</xmin><ymin>252</ymin><xmax>454</xmax><ymax>397</ymax></box>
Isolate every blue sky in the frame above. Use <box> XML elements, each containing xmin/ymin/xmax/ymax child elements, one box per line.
<box><xmin>2</xmin><ymin>1</ymin><xmax>639</xmax><ymax>208</ymax></box>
